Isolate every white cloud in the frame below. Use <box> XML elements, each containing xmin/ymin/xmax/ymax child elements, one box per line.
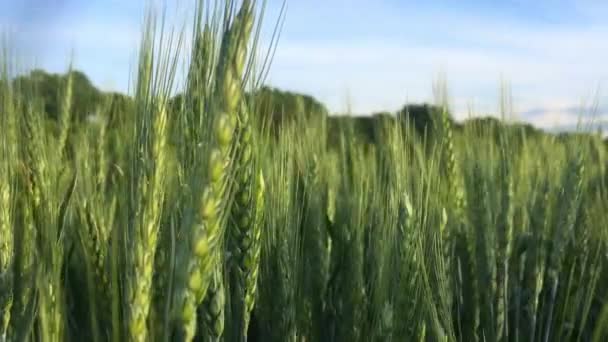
<box><xmin>525</xmin><ymin>109</ymin><xmax>607</xmax><ymax>128</ymax></box>
<box><xmin>267</xmin><ymin>35</ymin><xmax>607</xmax><ymax>116</ymax></box>
<box><xmin>265</xmin><ymin>4</ymin><xmax>608</xmax><ymax>125</ymax></box>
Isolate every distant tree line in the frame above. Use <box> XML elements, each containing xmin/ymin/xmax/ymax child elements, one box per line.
<box><xmin>9</xmin><ymin>69</ymin><xmax>603</xmax><ymax>150</ymax></box>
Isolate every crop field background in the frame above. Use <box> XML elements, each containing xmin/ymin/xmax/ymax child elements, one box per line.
<box><xmin>1</xmin><ymin>0</ymin><xmax>608</xmax><ymax>341</ymax></box>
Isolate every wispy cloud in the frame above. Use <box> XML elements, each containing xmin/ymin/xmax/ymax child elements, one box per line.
<box><xmin>3</xmin><ymin>0</ymin><xmax>607</xmax><ymax>133</ymax></box>
<box><xmin>520</xmin><ymin>103</ymin><xmax>608</xmax><ymax>133</ymax></box>
<box><xmin>266</xmin><ymin>0</ymin><xmax>608</xmax><ymax>128</ymax></box>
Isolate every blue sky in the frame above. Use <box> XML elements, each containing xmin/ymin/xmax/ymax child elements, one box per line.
<box><xmin>2</xmin><ymin>0</ymin><xmax>608</xmax><ymax>132</ymax></box>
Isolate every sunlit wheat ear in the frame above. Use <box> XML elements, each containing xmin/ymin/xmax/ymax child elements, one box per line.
<box><xmin>435</xmin><ymin>107</ymin><xmax>458</xmax><ymax>264</ymax></box>
<box><xmin>441</xmin><ymin>107</ymin><xmax>463</xmax><ymax>216</ymax></box>
<box><xmin>326</xmin><ymin>186</ymin><xmax>336</xmax><ymax>225</ymax></box>
<box><xmin>174</xmin><ymin>1</ymin><xmax>256</xmax><ymax>340</ymax></box>
<box><xmin>0</xmin><ymin>157</ymin><xmax>13</xmax><ymax>340</ymax></box>
<box><xmin>187</xmin><ymin>22</ymin><xmax>214</xmax><ymax>116</ymax></box>
<box><xmin>58</xmin><ymin>68</ymin><xmax>73</xmax><ymax>156</ymax></box>
<box><xmin>127</xmin><ymin>101</ymin><xmax>168</xmax><ymax>342</ymax></box>
<box><xmin>542</xmin><ymin>152</ymin><xmax>585</xmax><ymax>341</ymax></box>
<box><xmin>8</xmin><ymin>161</ymin><xmax>37</xmax><ymax>340</ymax></box>
<box><xmin>229</xmin><ymin>162</ymin><xmax>265</xmax><ymax>339</ymax></box>
<box><xmin>176</xmin><ymin>116</ymin><xmax>233</xmax><ymax>340</ymax></box>
<box><xmin>468</xmin><ymin>163</ymin><xmax>494</xmax><ymax>341</ymax></box>
<box><xmin>0</xmin><ymin>84</ymin><xmax>13</xmax><ymax>337</ymax></box>
<box><xmin>21</xmin><ymin>101</ymin><xmax>65</xmax><ymax>342</ymax></box>
<box><xmin>520</xmin><ymin>180</ymin><xmax>550</xmax><ymax>341</ymax></box>
<box><xmin>78</xmin><ymin>197</ymin><xmax>114</xmax><ymax>322</ymax></box>
<box><xmin>495</xmin><ymin>139</ymin><xmax>514</xmax><ymax>340</ymax></box>
<box><xmin>94</xmin><ymin>117</ymin><xmax>109</xmax><ymax>190</ymax></box>
<box><xmin>175</xmin><ymin>87</ymin><xmax>237</xmax><ymax>340</ymax></box>
<box><xmin>247</xmin><ymin>172</ymin><xmax>264</xmax><ymax>314</ymax></box>
<box><xmin>437</xmin><ymin>106</ymin><xmax>460</xmax><ymax>325</ymax></box>
<box><xmin>226</xmin><ymin>100</ymin><xmax>256</xmax><ymax>335</ymax></box>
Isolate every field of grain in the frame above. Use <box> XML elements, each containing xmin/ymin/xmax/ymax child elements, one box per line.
<box><xmin>1</xmin><ymin>1</ymin><xmax>608</xmax><ymax>341</ymax></box>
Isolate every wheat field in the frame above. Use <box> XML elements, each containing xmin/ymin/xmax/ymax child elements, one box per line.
<box><xmin>1</xmin><ymin>1</ymin><xmax>607</xmax><ymax>341</ymax></box>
